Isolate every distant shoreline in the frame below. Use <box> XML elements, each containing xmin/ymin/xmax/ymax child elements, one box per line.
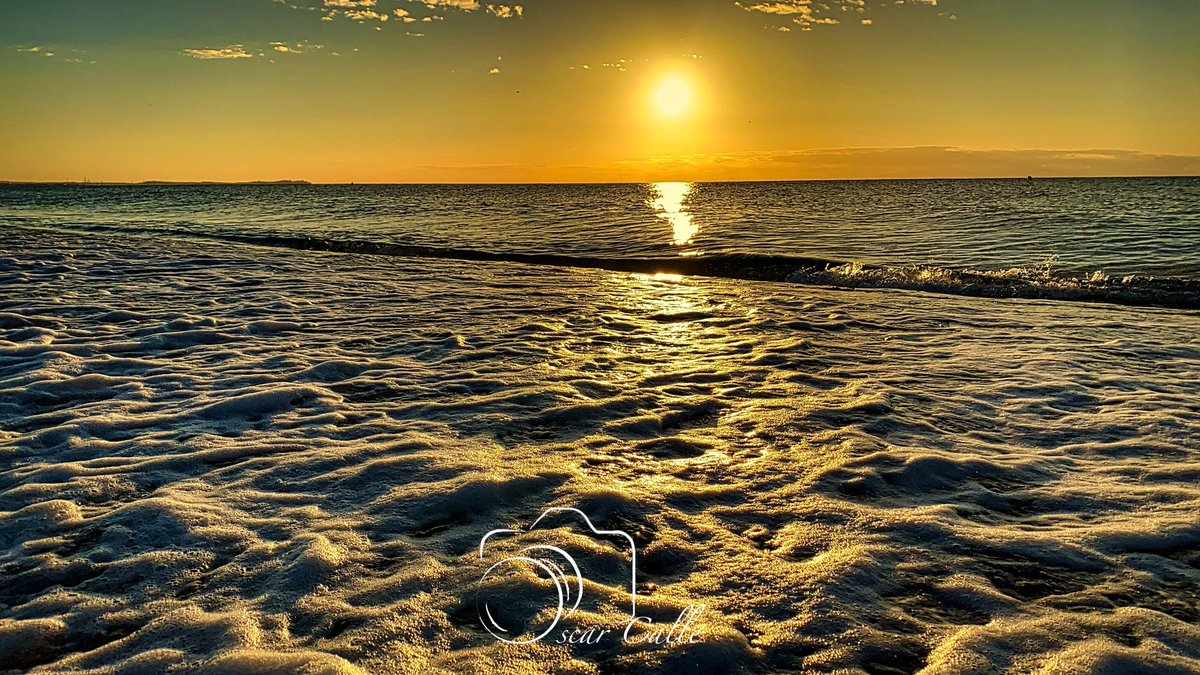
<box><xmin>0</xmin><ymin>180</ymin><xmax>313</xmax><ymax>187</ymax></box>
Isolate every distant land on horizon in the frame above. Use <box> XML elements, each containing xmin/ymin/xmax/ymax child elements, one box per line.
<box><xmin>0</xmin><ymin>180</ymin><xmax>313</xmax><ymax>187</ymax></box>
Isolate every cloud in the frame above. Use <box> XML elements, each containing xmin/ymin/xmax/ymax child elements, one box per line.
<box><xmin>488</xmin><ymin>67</ymin><xmax>500</xmax><ymax>74</ymax></box>
<box><xmin>14</xmin><ymin>45</ymin><xmax>96</xmax><ymax>63</ymax></box>
<box><xmin>181</xmin><ymin>45</ymin><xmax>254</xmax><ymax>60</ymax></box>
<box><xmin>344</xmin><ymin>8</ymin><xmax>388</xmax><ymax>20</ymax></box>
<box><xmin>279</xmin><ymin>0</ymin><xmax>948</xmax><ymax>34</ymax></box>
<box><xmin>269</xmin><ymin>41</ymin><xmax>325</xmax><ymax>53</ymax></box>
<box><xmin>737</xmin><ymin>1</ymin><xmax>812</xmax><ymax>15</ymax></box>
<box><xmin>182</xmin><ymin>42</ymin><xmax>326</xmax><ymax>60</ymax></box>
<box><xmin>418</xmin><ymin>0</ymin><xmax>481</xmax><ymax>10</ymax></box>
<box><xmin>486</xmin><ymin>4</ymin><xmax>523</xmax><ymax>19</ymax></box>
<box><xmin>566</xmin><ymin>54</ymin><xmax>696</xmax><ymax>74</ymax></box>
<box><xmin>739</xmin><ymin>0</ymin><xmax>940</xmax><ymax>31</ymax></box>
<box><xmin>290</xmin><ymin>0</ymin><xmax>521</xmax><ymax>27</ymax></box>
<box><xmin>16</xmin><ymin>45</ymin><xmax>55</xmax><ymax>57</ymax></box>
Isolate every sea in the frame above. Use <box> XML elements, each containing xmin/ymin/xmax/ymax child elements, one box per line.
<box><xmin>3</xmin><ymin>178</ymin><xmax>1200</xmax><ymax>306</ymax></box>
<box><xmin>1</xmin><ymin>178</ymin><xmax>1197</xmax><ymax>674</ymax></box>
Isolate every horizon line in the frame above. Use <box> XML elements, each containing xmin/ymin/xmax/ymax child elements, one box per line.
<box><xmin>2</xmin><ymin>174</ymin><xmax>1198</xmax><ymax>187</ymax></box>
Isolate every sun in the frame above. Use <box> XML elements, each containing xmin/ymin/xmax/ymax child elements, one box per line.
<box><xmin>655</xmin><ymin>78</ymin><xmax>692</xmax><ymax>117</ymax></box>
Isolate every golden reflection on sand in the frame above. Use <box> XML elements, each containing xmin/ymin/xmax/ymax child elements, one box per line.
<box><xmin>603</xmin><ymin>271</ymin><xmax>716</xmax><ymax>403</ymax></box>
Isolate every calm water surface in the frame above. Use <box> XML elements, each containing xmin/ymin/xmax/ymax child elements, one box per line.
<box><xmin>2</xmin><ymin>178</ymin><xmax>1198</xmax><ymax>278</ymax></box>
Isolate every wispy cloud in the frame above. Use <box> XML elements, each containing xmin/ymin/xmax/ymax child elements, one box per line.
<box><xmin>16</xmin><ymin>45</ymin><xmax>55</xmax><ymax>57</ymax></box>
<box><xmin>181</xmin><ymin>41</ymin><xmax>327</xmax><ymax>60</ymax></box>
<box><xmin>486</xmin><ymin>4</ymin><xmax>523</xmax><ymax>19</ymax></box>
<box><xmin>289</xmin><ymin>0</ymin><xmax>522</xmax><ymax>26</ymax></box>
<box><xmin>182</xmin><ymin>45</ymin><xmax>255</xmax><ymax>60</ymax></box>
<box><xmin>738</xmin><ymin>1</ymin><xmax>814</xmax><ymax>16</ymax></box>
<box><xmin>568</xmin><ymin>53</ymin><xmax>699</xmax><ymax>74</ymax></box>
<box><xmin>303</xmin><ymin>0</ymin><xmax>942</xmax><ymax>34</ymax></box>
<box><xmin>738</xmin><ymin>0</ymin><xmax>948</xmax><ymax>31</ymax></box>
<box><xmin>270</xmin><ymin>40</ymin><xmax>325</xmax><ymax>53</ymax></box>
<box><xmin>14</xmin><ymin>45</ymin><xmax>94</xmax><ymax>63</ymax></box>
<box><xmin>282</xmin><ymin>0</ymin><xmax>945</xmax><ymax>33</ymax></box>
<box><xmin>417</xmin><ymin>0</ymin><xmax>482</xmax><ymax>10</ymax></box>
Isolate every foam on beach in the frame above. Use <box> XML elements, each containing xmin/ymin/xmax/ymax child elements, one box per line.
<box><xmin>1</xmin><ymin>229</ymin><xmax>1198</xmax><ymax>673</ymax></box>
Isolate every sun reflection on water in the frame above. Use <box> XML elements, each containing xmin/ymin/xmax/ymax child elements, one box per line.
<box><xmin>605</xmin><ymin>271</ymin><xmax>710</xmax><ymax>363</ymax></box>
<box><xmin>649</xmin><ymin>182</ymin><xmax>698</xmax><ymax>248</ymax></box>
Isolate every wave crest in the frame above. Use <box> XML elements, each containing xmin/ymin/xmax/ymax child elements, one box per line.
<box><xmin>15</xmin><ymin>222</ymin><xmax>1200</xmax><ymax>310</ymax></box>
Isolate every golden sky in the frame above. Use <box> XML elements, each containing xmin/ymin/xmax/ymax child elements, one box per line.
<box><xmin>2</xmin><ymin>0</ymin><xmax>1198</xmax><ymax>182</ymax></box>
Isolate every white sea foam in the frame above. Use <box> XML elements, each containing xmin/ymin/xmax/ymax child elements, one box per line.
<box><xmin>0</xmin><ymin>229</ymin><xmax>1198</xmax><ymax>673</ymax></box>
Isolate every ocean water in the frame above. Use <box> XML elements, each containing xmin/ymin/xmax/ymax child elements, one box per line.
<box><xmin>3</xmin><ymin>178</ymin><xmax>1200</xmax><ymax>308</ymax></box>
<box><xmin>1</xmin><ymin>182</ymin><xmax>1199</xmax><ymax>673</ymax></box>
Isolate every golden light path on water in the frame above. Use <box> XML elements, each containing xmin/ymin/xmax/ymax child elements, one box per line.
<box><xmin>649</xmin><ymin>182</ymin><xmax>698</xmax><ymax>247</ymax></box>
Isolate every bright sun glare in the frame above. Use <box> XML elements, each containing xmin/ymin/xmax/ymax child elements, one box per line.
<box><xmin>655</xmin><ymin>78</ymin><xmax>691</xmax><ymax>117</ymax></box>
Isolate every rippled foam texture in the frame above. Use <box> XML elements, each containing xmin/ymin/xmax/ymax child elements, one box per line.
<box><xmin>1</xmin><ymin>230</ymin><xmax>1198</xmax><ymax>673</ymax></box>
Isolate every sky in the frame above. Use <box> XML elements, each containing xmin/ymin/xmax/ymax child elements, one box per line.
<box><xmin>1</xmin><ymin>0</ymin><xmax>1198</xmax><ymax>182</ymax></box>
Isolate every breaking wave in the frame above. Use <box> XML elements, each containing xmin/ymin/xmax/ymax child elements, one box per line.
<box><xmin>14</xmin><ymin>222</ymin><xmax>1200</xmax><ymax>310</ymax></box>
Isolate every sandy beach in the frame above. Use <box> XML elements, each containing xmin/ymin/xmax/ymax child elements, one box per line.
<box><xmin>2</xmin><ymin>226</ymin><xmax>1197</xmax><ymax>673</ymax></box>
